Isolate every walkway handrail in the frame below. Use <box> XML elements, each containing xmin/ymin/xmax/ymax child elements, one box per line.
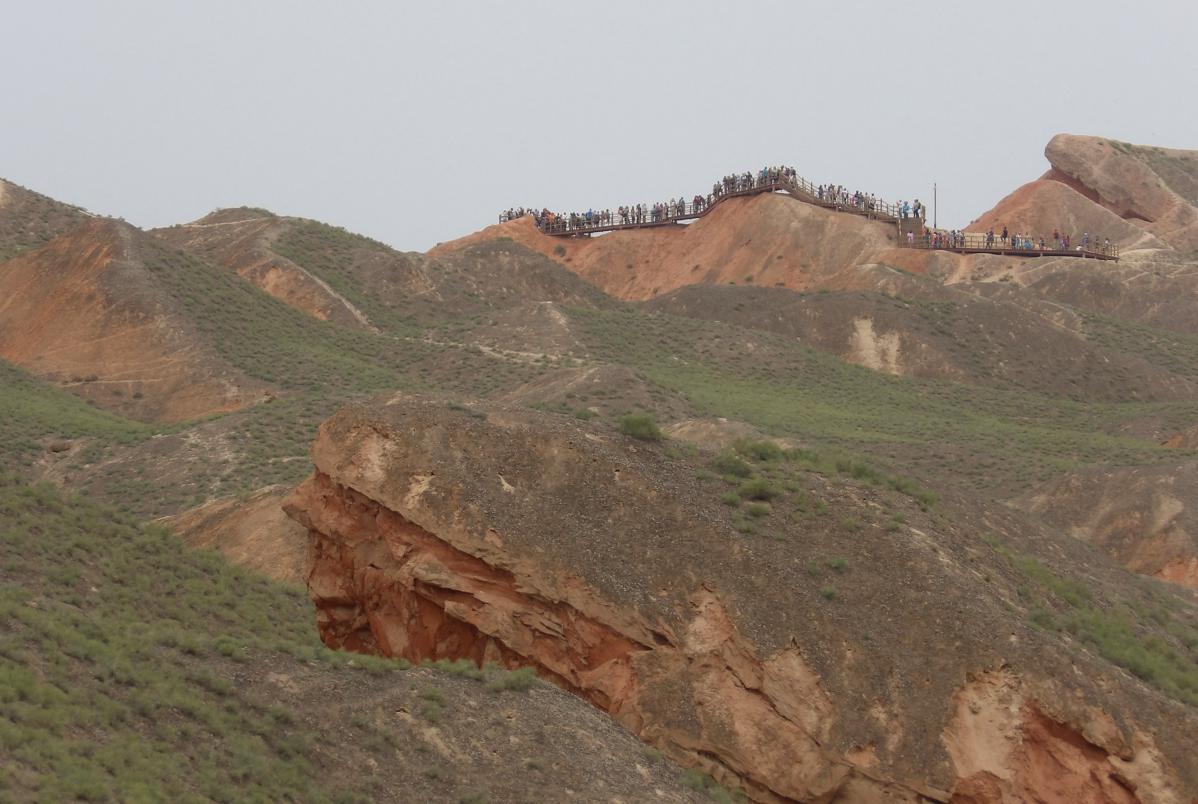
<box><xmin>901</xmin><ymin>231</ymin><xmax>1119</xmax><ymax>260</ymax></box>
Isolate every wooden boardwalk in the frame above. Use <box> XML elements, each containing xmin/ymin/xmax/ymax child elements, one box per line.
<box><xmin>902</xmin><ymin>233</ymin><xmax>1118</xmax><ymax>261</ymax></box>
<box><xmin>511</xmin><ymin>170</ymin><xmax>1119</xmax><ymax>261</ymax></box>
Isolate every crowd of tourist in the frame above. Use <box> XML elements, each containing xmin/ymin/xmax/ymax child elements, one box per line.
<box><xmin>498</xmin><ymin>165</ymin><xmax>910</xmax><ymax>234</ymax></box>
<box><xmin>906</xmin><ymin>224</ymin><xmax>1115</xmax><ymax>255</ymax></box>
<box><xmin>497</xmin><ymin>172</ymin><xmax>1116</xmax><ymax>258</ymax></box>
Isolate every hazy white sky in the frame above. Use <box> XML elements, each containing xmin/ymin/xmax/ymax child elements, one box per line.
<box><xmin>2</xmin><ymin>0</ymin><xmax>1195</xmax><ymax>250</ymax></box>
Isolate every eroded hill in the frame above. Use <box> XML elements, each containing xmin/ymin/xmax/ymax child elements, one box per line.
<box><xmin>0</xmin><ymin>219</ymin><xmax>269</xmax><ymax>422</ymax></box>
<box><xmin>156</xmin><ymin>213</ymin><xmax>617</xmax><ymax>333</ymax></box>
<box><xmin>432</xmin><ymin>191</ymin><xmax>904</xmax><ymax>299</ymax></box>
<box><xmin>5</xmin><ymin>134</ymin><xmax>1198</xmax><ymax>802</ymax></box>
<box><xmin>284</xmin><ymin>396</ymin><xmax>1198</xmax><ymax>802</ymax></box>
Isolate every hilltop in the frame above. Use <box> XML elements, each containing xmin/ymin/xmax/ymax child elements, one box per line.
<box><xmin>0</xmin><ymin>177</ymin><xmax>91</xmax><ymax>262</ymax></box>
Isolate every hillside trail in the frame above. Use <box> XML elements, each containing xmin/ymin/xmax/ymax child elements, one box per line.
<box><xmin>176</xmin><ymin>215</ymin><xmax>276</xmax><ymax>229</ymax></box>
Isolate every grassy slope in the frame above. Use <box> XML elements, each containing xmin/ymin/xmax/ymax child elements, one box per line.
<box><xmin>0</xmin><ymin>232</ymin><xmax>551</xmax><ymax>515</ymax></box>
<box><xmin>565</xmin><ymin>306</ymin><xmax>1198</xmax><ymax>494</ymax></box>
<box><xmin>0</xmin><ymin>473</ymin><xmax>394</xmax><ymax>801</ymax></box>
<box><xmin>695</xmin><ymin>438</ymin><xmax>1198</xmax><ymax>706</ymax></box>
<box><xmin>270</xmin><ymin>220</ymin><xmax>430</xmax><ymax>334</ymax></box>
<box><xmin>0</xmin><ymin>361</ymin><xmax>153</xmax><ymax>471</ymax></box>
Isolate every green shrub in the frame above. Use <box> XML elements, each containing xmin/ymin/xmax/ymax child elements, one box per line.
<box><xmin>710</xmin><ymin>452</ymin><xmax>752</xmax><ymax>478</ymax></box>
<box><xmin>617</xmin><ymin>414</ymin><xmax>663</xmax><ymax>441</ymax></box>
<box><xmin>745</xmin><ymin>502</ymin><xmax>771</xmax><ymax>519</ymax></box>
<box><xmin>731</xmin><ymin>516</ymin><xmax>756</xmax><ymax>534</ymax></box>
<box><xmin>485</xmin><ymin>667</ymin><xmax>537</xmax><ymax>693</ymax></box>
<box><xmin>736</xmin><ymin>478</ymin><xmax>781</xmax><ymax>501</ymax></box>
<box><xmin>720</xmin><ymin>492</ymin><xmax>741</xmax><ymax>506</ymax></box>
<box><xmin>820</xmin><ymin>587</ymin><xmax>837</xmax><ymax>600</ymax></box>
<box><xmin>734</xmin><ymin>439</ymin><xmax>784</xmax><ymax>462</ymax></box>
<box><xmin>827</xmin><ymin>557</ymin><xmax>849</xmax><ymax>574</ymax></box>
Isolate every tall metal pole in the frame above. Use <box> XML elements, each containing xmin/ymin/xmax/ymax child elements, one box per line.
<box><xmin>934</xmin><ymin>183</ymin><xmax>938</xmax><ymax>230</ymax></box>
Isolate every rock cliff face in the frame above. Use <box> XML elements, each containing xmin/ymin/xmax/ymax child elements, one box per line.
<box><xmin>284</xmin><ymin>397</ymin><xmax>1196</xmax><ymax>803</ymax></box>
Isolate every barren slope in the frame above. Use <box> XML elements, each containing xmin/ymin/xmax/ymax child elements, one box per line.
<box><xmin>0</xmin><ymin>220</ymin><xmax>269</xmax><ymax>422</ymax></box>
<box><xmin>966</xmin><ymin>178</ymin><xmax>1165</xmax><ymax>251</ymax></box>
<box><xmin>164</xmin><ymin>485</ymin><xmax>309</xmax><ymax>584</ymax></box>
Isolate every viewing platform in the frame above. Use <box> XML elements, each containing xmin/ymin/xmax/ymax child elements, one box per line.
<box><xmin>899</xmin><ymin>232</ymin><xmax>1118</xmax><ymax>261</ymax></box>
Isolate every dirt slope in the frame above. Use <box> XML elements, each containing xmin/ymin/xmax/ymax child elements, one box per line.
<box><xmin>164</xmin><ymin>485</ymin><xmax>309</xmax><ymax>584</ymax></box>
<box><xmin>284</xmin><ymin>396</ymin><xmax>1198</xmax><ymax>803</ymax></box>
<box><xmin>432</xmin><ymin>192</ymin><xmax>904</xmax><ymax>300</ymax></box>
<box><xmin>0</xmin><ymin>219</ymin><xmax>269</xmax><ymax>422</ymax></box>
<box><xmin>1014</xmin><ymin>463</ymin><xmax>1198</xmax><ymax>590</ymax></box>
<box><xmin>954</xmin><ymin>249</ymin><xmax>1198</xmax><ymax>335</ymax></box>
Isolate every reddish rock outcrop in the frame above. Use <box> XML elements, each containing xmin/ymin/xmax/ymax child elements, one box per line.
<box><xmin>968</xmin><ymin>135</ymin><xmax>1198</xmax><ymax>256</ymax></box>
<box><xmin>1044</xmin><ymin>135</ymin><xmax>1198</xmax><ymax>253</ymax></box>
<box><xmin>284</xmin><ymin>397</ymin><xmax>1196</xmax><ymax>802</ymax></box>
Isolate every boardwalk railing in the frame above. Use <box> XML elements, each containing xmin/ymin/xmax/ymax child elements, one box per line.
<box><xmin>899</xmin><ymin>231</ymin><xmax>1119</xmax><ymax>261</ymax></box>
<box><xmin>503</xmin><ymin>167</ymin><xmax>1118</xmax><ymax>261</ymax></box>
